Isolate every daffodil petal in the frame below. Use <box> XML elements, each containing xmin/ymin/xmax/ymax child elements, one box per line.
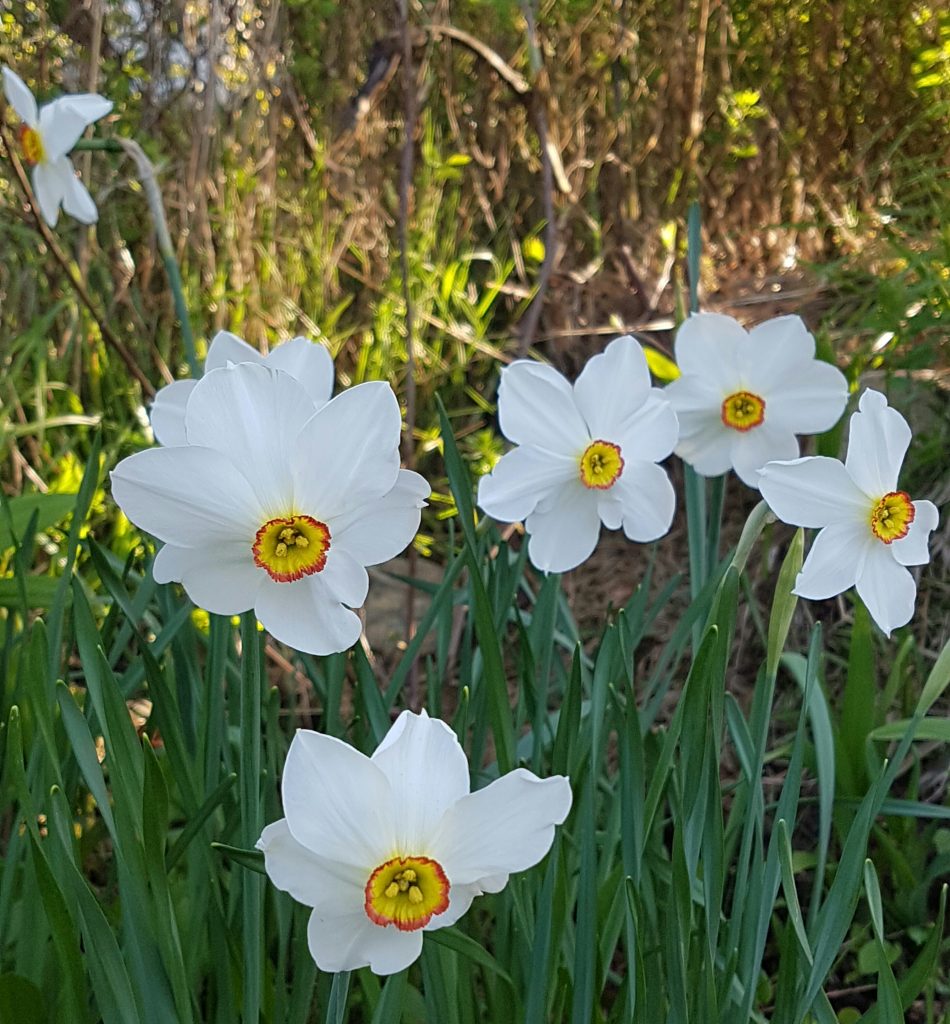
<box><xmin>744</xmin><ymin>315</ymin><xmax>816</xmax><ymax>389</ymax></box>
<box><xmin>729</xmin><ymin>423</ymin><xmax>800</xmax><ymax>489</ymax></box>
<box><xmin>674</xmin><ymin>413</ymin><xmax>734</xmax><ymax>477</ymax></box>
<box><xmin>424</xmin><ymin>875</ymin><xmax>508</xmax><ymax>931</ymax></box>
<box><xmin>612</xmin><ymin>389</ymin><xmax>679</xmax><ymax>464</ymax></box>
<box><xmin>307</xmin><ymin>908</ymin><xmax>423</xmax><ymax>975</ymax></box>
<box><xmin>149</xmin><ymin>380</ymin><xmax>197</xmax><ymax>446</ymax></box>
<box><xmin>431</xmin><ymin>768</ymin><xmax>572</xmax><ymax>886</ymax></box>
<box><xmin>759</xmin><ymin>456</ymin><xmax>868</xmax><ymax>528</ymax></box>
<box><xmin>255</xmin><ymin>574</ymin><xmax>363</xmax><ymax>655</ymax></box>
<box><xmin>111</xmin><ymin>445</ymin><xmax>262</xmax><ymax>546</ymax></box>
<box><xmin>844</xmin><ymin>390</ymin><xmax>911</xmax><ymax>496</ymax></box>
<box><xmin>759</xmin><ymin>358</ymin><xmax>848</xmax><ymax>434</ymax></box>
<box><xmin>2</xmin><ymin>67</ymin><xmax>38</xmax><ymax>125</ymax></box>
<box><xmin>615</xmin><ymin>461</ymin><xmax>676</xmax><ymax>542</ymax></box>
<box><xmin>185</xmin><ymin>362</ymin><xmax>314</xmax><ymax>508</ymax></box>
<box><xmin>891</xmin><ymin>499</ymin><xmax>938</xmax><ymax>567</ymax></box>
<box><xmin>792</xmin><ymin>522</ymin><xmax>867</xmax><ymax>600</ymax></box>
<box><xmin>152</xmin><ymin>541</ymin><xmax>262</xmax><ymax>615</ymax></box>
<box><xmin>258</xmin><ymin>819</ymin><xmax>366</xmax><ymax>915</ymax></box>
<box><xmin>265</xmin><ymin>336</ymin><xmax>335</xmax><ymax>407</ymax></box>
<box><xmin>598</xmin><ymin>492</ymin><xmax>623</xmax><ymax>529</ymax></box>
<box><xmin>424</xmin><ymin>884</ymin><xmax>480</xmax><ymax>931</ymax></box>
<box><xmin>320</xmin><ymin>547</ymin><xmax>370</xmax><ymax>608</ymax></box>
<box><xmin>203</xmin><ymin>331</ymin><xmax>261</xmax><ymax>371</ymax></box>
<box><xmin>665</xmin><ymin>372</ymin><xmax>724</xmax><ymax>414</ymax></box>
<box><xmin>331</xmin><ymin>470</ymin><xmax>429</xmax><ymax>566</ymax></box>
<box><xmin>855</xmin><ymin>542</ymin><xmax>917</xmax><ymax>637</ymax></box>
<box><xmin>497</xmin><ymin>361</ymin><xmax>589</xmax><ymax>455</ymax></box>
<box><xmin>39</xmin><ymin>95</ymin><xmax>112</xmax><ymax>161</ymax></box>
<box><xmin>572</xmin><ymin>335</ymin><xmax>651</xmax><ymax>439</ymax></box>
<box><xmin>56</xmin><ymin>93</ymin><xmax>113</xmax><ymax>122</ymax></box>
<box><xmin>60</xmin><ymin>163</ymin><xmax>98</xmax><ymax>223</ymax></box>
<box><xmin>31</xmin><ymin>160</ymin><xmax>68</xmax><ymax>227</ymax></box>
<box><xmin>292</xmin><ymin>381</ymin><xmax>402</xmax><ymax>519</ymax></box>
<box><xmin>477</xmin><ymin>445</ymin><xmax>577</xmax><ymax>523</ymax></box>
<box><xmin>524</xmin><ymin>482</ymin><xmax>601</xmax><ymax>572</ymax></box>
<box><xmin>673</xmin><ymin>313</ymin><xmax>747</xmax><ymax>392</ymax></box>
<box><xmin>371</xmin><ymin>710</ymin><xmax>470</xmax><ymax>851</ymax></box>
<box><xmin>281</xmin><ymin>728</ymin><xmax>396</xmax><ymax>867</ymax></box>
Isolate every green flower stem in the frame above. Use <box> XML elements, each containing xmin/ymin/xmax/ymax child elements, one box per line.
<box><xmin>683</xmin><ymin>464</ymin><xmax>708</xmax><ymax>650</ymax></box>
<box><xmin>108</xmin><ymin>137</ymin><xmax>200</xmax><ymax>377</ymax></box>
<box><xmin>239</xmin><ymin>613</ymin><xmax>263</xmax><ymax>1023</ymax></box>
<box><xmin>72</xmin><ymin>138</ymin><xmax>124</xmax><ymax>153</ymax></box>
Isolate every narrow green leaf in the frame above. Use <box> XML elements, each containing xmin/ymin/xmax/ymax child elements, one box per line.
<box><xmin>839</xmin><ymin>599</ymin><xmax>875</xmax><ymax>795</ymax></box>
<box><xmin>0</xmin><ymin>974</ymin><xmax>47</xmax><ymax>1024</ymax></box>
<box><xmin>210</xmin><ymin>842</ymin><xmax>266</xmax><ymax>875</ymax></box>
<box><xmin>427</xmin><ymin>927</ymin><xmax>516</xmax><ymax>987</ymax></box>
<box><xmin>0</xmin><ymin>493</ymin><xmax>77</xmax><ymax>550</ymax></box>
<box><xmin>766</xmin><ymin>528</ymin><xmax>803</xmax><ymax>681</ymax></box>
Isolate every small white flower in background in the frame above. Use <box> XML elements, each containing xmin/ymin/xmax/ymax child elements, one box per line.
<box><xmin>759</xmin><ymin>390</ymin><xmax>938</xmax><ymax>636</ymax></box>
<box><xmin>2</xmin><ymin>66</ymin><xmax>112</xmax><ymax>227</ymax></box>
<box><xmin>149</xmin><ymin>331</ymin><xmax>334</xmax><ymax>446</ymax></box>
<box><xmin>476</xmin><ymin>335</ymin><xmax>679</xmax><ymax>573</ymax></box>
<box><xmin>665</xmin><ymin>313</ymin><xmax>848</xmax><ymax>489</ymax></box>
<box><xmin>111</xmin><ymin>362</ymin><xmax>428</xmax><ymax>655</ymax></box>
<box><xmin>258</xmin><ymin>709</ymin><xmax>572</xmax><ymax>975</ymax></box>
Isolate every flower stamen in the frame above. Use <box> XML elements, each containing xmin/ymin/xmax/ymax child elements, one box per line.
<box><xmin>253</xmin><ymin>514</ymin><xmax>330</xmax><ymax>582</ymax></box>
<box><xmin>869</xmin><ymin>491</ymin><xmax>915</xmax><ymax>544</ymax></box>
<box><xmin>19</xmin><ymin>124</ymin><xmax>45</xmax><ymax>165</ymax></box>
<box><xmin>579</xmin><ymin>440</ymin><xmax>624</xmax><ymax>490</ymax></box>
<box><xmin>364</xmin><ymin>856</ymin><xmax>450</xmax><ymax>931</ymax></box>
<box><xmin>721</xmin><ymin>390</ymin><xmax>766</xmax><ymax>432</ymax></box>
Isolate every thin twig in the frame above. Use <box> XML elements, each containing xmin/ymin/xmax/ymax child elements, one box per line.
<box><xmin>0</xmin><ymin>123</ymin><xmax>156</xmax><ymax>396</ymax></box>
<box><xmin>425</xmin><ymin>23</ymin><xmax>530</xmax><ymax>94</ymax></box>
<box><xmin>397</xmin><ymin>0</ymin><xmax>420</xmax><ymax>706</ymax></box>
<box><xmin>516</xmin><ymin>0</ymin><xmax>557</xmax><ymax>357</ymax></box>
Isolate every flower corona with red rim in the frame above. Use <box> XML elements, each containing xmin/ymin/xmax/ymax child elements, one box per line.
<box><xmin>869</xmin><ymin>491</ymin><xmax>915</xmax><ymax>544</ymax></box>
<box><xmin>19</xmin><ymin>123</ymin><xmax>44</xmax><ymax>164</ymax></box>
<box><xmin>579</xmin><ymin>439</ymin><xmax>624</xmax><ymax>490</ymax></box>
<box><xmin>721</xmin><ymin>390</ymin><xmax>765</xmax><ymax>432</ymax></box>
<box><xmin>363</xmin><ymin>856</ymin><xmax>450</xmax><ymax>931</ymax></box>
<box><xmin>252</xmin><ymin>515</ymin><xmax>330</xmax><ymax>581</ymax></box>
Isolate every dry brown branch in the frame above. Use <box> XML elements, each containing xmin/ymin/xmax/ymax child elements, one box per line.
<box><xmin>0</xmin><ymin>123</ymin><xmax>156</xmax><ymax>397</ymax></box>
<box><xmin>425</xmin><ymin>23</ymin><xmax>530</xmax><ymax>94</ymax></box>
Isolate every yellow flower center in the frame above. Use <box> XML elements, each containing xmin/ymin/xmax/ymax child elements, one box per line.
<box><xmin>252</xmin><ymin>514</ymin><xmax>330</xmax><ymax>582</ymax></box>
<box><xmin>869</xmin><ymin>491</ymin><xmax>915</xmax><ymax>544</ymax></box>
<box><xmin>579</xmin><ymin>439</ymin><xmax>624</xmax><ymax>490</ymax></box>
<box><xmin>721</xmin><ymin>390</ymin><xmax>766</xmax><ymax>431</ymax></box>
<box><xmin>364</xmin><ymin>856</ymin><xmax>450</xmax><ymax>931</ymax></box>
<box><xmin>19</xmin><ymin>124</ymin><xmax>45</xmax><ymax>165</ymax></box>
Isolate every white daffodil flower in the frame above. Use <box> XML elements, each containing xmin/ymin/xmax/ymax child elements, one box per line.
<box><xmin>476</xmin><ymin>335</ymin><xmax>679</xmax><ymax>573</ymax></box>
<box><xmin>665</xmin><ymin>313</ymin><xmax>848</xmax><ymax>489</ymax></box>
<box><xmin>111</xmin><ymin>362</ymin><xmax>428</xmax><ymax>655</ymax></box>
<box><xmin>2</xmin><ymin>66</ymin><xmax>112</xmax><ymax>227</ymax></box>
<box><xmin>149</xmin><ymin>331</ymin><xmax>334</xmax><ymax>446</ymax></box>
<box><xmin>258</xmin><ymin>709</ymin><xmax>572</xmax><ymax>975</ymax></box>
<box><xmin>759</xmin><ymin>390</ymin><xmax>938</xmax><ymax>636</ymax></box>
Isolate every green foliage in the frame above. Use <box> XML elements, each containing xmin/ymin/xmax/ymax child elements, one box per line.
<box><xmin>0</xmin><ymin>441</ymin><xmax>948</xmax><ymax>1020</ymax></box>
